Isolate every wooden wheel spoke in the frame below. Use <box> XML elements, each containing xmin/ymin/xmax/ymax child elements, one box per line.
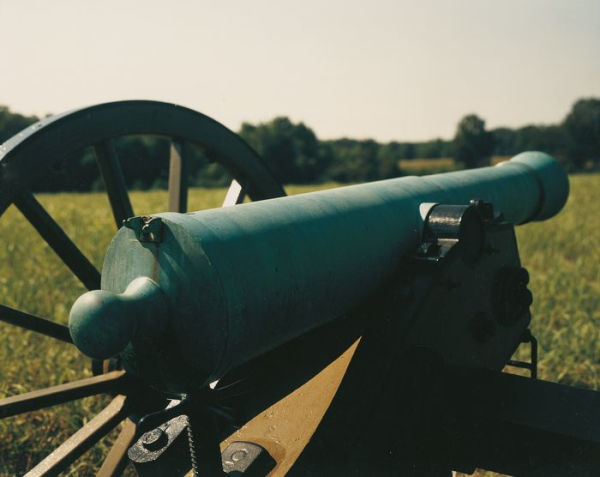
<box><xmin>0</xmin><ymin>371</ymin><xmax>127</xmax><ymax>419</ymax></box>
<box><xmin>168</xmin><ymin>139</ymin><xmax>188</xmax><ymax>212</ymax></box>
<box><xmin>0</xmin><ymin>304</ymin><xmax>71</xmax><ymax>343</ymax></box>
<box><xmin>13</xmin><ymin>191</ymin><xmax>101</xmax><ymax>290</ymax></box>
<box><xmin>24</xmin><ymin>395</ymin><xmax>129</xmax><ymax>477</ymax></box>
<box><xmin>97</xmin><ymin>419</ymin><xmax>137</xmax><ymax>477</ymax></box>
<box><xmin>222</xmin><ymin>179</ymin><xmax>246</xmax><ymax>207</ymax></box>
<box><xmin>94</xmin><ymin>139</ymin><xmax>134</xmax><ymax>227</ymax></box>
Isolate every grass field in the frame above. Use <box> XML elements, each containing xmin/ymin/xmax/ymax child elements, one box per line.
<box><xmin>0</xmin><ymin>177</ymin><xmax>598</xmax><ymax>475</ymax></box>
<box><xmin>398</xmin><ymin>157</ymin><xmax>459</xmax><ymax>175</ymax></box>
<box><xmin>397</xmin><ymin>156</ymin><xmax>512</xmax><ymax>175</ymax></box>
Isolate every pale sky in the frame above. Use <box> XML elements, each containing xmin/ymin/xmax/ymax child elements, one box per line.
<box><xmin>1</xmin><ymin>0</ymin><xmax>598</xmax><ymax>142</ymax></box>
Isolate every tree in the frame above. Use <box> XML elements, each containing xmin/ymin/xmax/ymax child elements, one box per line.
<box><xmin>0</xmin><ymin>106</ymin><xmax>38</xmax><ymax>143</ymax></box>
<box><xmin>376</xmin><ymin>142</ymin><xmax>403</xmax><ymax>179</ymax></box>
<box><xmin>414</xmin><ymin>138</ymin><xmax>450</xmax><ymax>159</ymax></box>
<box><xmin>563</xmin><ymin>98</ymin><xmax>600</xmax><ymax>169</ymax></box>
<box><xmin>239</xmin><ymin>117</ymin><xmax>327</xmax><ymax>183</ymax></box>
<box><xmin>402</xmin><ymin>142</ymin><xmax>415</xmax><ymax>159</ymax></box>
<box><xmin>491</xmin><ymin>127</ymin><xmax>516</xmax><ymax>156</ymax></box>
<box><xmin>323</xmin><ymin>139</ymin><xmax>383</xmax><ymax>182</ymax></box>
<box><xmin>452</xmin><ymin>114</ymin><xmax>494</xmax><ymax>168</ymax></box>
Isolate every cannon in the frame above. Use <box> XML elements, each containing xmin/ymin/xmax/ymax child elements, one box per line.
<box><xmin>0</xmin><ymin>101</ymin><xmax>599</xmax><ymax>476</ymax></box>
<box><xmin>69</xmin><ymin>150</ymin><xmax>565</xmax><ymax>384</ymax></box>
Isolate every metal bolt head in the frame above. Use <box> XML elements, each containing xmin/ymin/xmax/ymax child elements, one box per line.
<box><xmin>221</xmin><ymin>441</ymin><xmax>275</xmax><ymax>473</ymax></box>
<box><xmin>493</xmin><ymin>266</ymin><xmax>533</xmax><ymax>325</ymax></box>
<box><xmin>230</xmin><ymin>449</ymin><xmax>248</xmax><ymax>463</ymax></box>
<box><xmin>123</xmin><ymin>216</ymin><xmax>163</xmax><ymax>243</ymax></box>
<box><xmin>141</xmin><ymin>428</ymin><xmax>168</xmax><ymax>451</ymax></box>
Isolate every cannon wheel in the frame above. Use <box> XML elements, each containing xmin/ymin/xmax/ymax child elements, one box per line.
<box><xmin>0</xmin><ymin>100</ymin><xmax>288</xmax><ymax>475</ymax></box>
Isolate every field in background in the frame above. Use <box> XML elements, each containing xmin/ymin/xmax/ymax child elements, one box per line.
<box><xmin>398</xmin><ymin>156</ymin><xmax>511</xmax><ymax>175</ymax></box>
<box><xmin>0</xmin><ymin>177</ymin><xmax>598</xmax><ymax>475</ymax></box>
<box><xmin>399</xmin><ymin>157</ymin><xmax>458</xmax><ymax>175</ymax></box>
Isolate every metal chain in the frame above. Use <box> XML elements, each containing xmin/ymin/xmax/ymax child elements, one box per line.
<box><xmin>186</xmin><ymin>393</ymin><xmax>226</xmax><ymax>477</ymax></box>
<box><xmin>186</xmin><ymin>417</ymin><xmax>200</xmax><ymax>476</ymax></box>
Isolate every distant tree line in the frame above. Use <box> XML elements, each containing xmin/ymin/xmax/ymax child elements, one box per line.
<box><xmin>0</xmin><ymin>98</ymin><xmax>598</xmax><ymax>191</ymax></box>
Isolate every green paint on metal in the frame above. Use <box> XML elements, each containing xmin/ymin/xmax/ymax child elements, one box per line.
<box><xmin>69</xmin><ymin>277</ymin><xmax>168</xmax><ymax>360</ymax></box>
<box><xmin>69</xmin><ymin>152</ymin><xmax>568</xmax><ymax>390</ymax></box>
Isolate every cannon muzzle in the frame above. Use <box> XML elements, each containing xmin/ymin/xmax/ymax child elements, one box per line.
<box><xmin>68</xmin><ymin>152</ymin><xmax>568</xmax><ymax>391</ymax></box>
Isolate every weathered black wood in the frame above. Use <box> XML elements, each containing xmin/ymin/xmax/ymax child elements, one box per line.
<box><xmin>445</xmin><ymin>367</ymin><xmax>600</xmax><ymax>476</ymax></box>
<box><xmin>0</xmin><ymin>304</ymin><xmax>72</xmax><ymax>343</ymax></box>
<box><xmin>94</xmin><ymin>139</ymin><xmax>134</xmax><ymax>227</ymax></box>
<box><xmin>294</xmin><ymin>331</ymin><xmax>600</xmax><ymax>476</ymax></box>
<box><xmin>25</xmin><ymin>395</ymin><xmax>129</xmax><ymax>476</ymax></box>
<box><xmin>0</xmin><ymin>371</ymin><xmax>128</xmax><ymax>418</ymax></box>
<box><xmin>13</xmin><ymin>191</ymin><xmax>101</xmax><ymax>290</ymax></box>
<box><xmin>168</xmin><ymin>140</ymin><xmax>188</xmax><ymax>213</ymax></box>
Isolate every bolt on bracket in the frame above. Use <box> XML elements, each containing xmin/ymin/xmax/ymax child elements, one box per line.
<box><xmin>124</xmin><ymin>216</ymin><xmax>163</xmax><ymax>243</ymax></box>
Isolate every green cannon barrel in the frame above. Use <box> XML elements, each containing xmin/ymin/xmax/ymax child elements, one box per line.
<box><xmin>69</xmin><ymin>152</ymin><xmax>568</xmax><ymax>389</ymax></box>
